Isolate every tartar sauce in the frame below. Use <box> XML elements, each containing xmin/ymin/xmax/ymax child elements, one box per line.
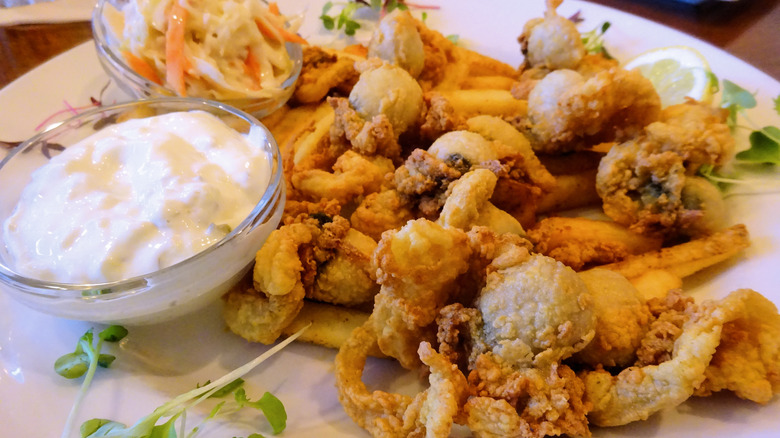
<box><xmin>2</xmin><ymin>110</ymin><xmax>270</xmax><ymax>283</ymax></box>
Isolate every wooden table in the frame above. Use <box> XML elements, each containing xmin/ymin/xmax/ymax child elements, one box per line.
<box><xmin>0</xmin><ymin>0</ymin><xmax>778</xmax><ymax>89</ymax></box>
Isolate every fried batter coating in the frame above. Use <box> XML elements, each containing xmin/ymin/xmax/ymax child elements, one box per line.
<box><xmin>519</xmin><ymin>0</ymin><xmax>585</xmax><ymax>71</ymax></box>
<box><xmin>476</xmin><ymin>254</ymin><xmax>596</xmax><ymax>368</ymax></box>
<box><xmin>349</xmin><ymin>59</ymin><xmax>424</xmax><ymax>137</ymax></box>
<box><xmin>328</xmin><ymin>96</ymin><xmax>402</xmax><ymax>161</ymax></box>
<box><xmin>312</xmin><ymin>228</ymin><xmax>380</xmax><ymax>307</ymax></box>
<box><xmin>596</xmin><ymin>102</ymin><xmax>733</xmax><ymax>237</ymax></box>
<box><xmin>291</xmin><ymin>150</ymin><xmax>394</xmax><ymax>204</ymax></box>
<box><xmin>694</xmin><ymin>289</ymin><xmax>780</xmax><ymax>404</ymax></box>
<box><xmin>367</xmin><ymin>8</ymin><xmax>425</xmax><ymax>78</ymax></box>
<box><xmin>466</xmin><ymin>354</ymin><xmax>591</xmax><ymax>438</ymax></box>
<box><xmin>371</xmin><ymin>219</ymin><xmax>472</xmax><ymax>369</ymax></box>
<box><xmin>294</xmin><ymin>46</ymin><xmax>360</xmax><ymax>104</ymax></box>
<box><xmin>393</xmin><ymin>148</ymin><xmax>463</xmax><ymax>217</ymax></box>
<box><xmin>419</xmin><ymin>92</ymin><xmax>469</xmax><ymax>141</ymax></box>
<box><xmin>528</xmin><ymin>216</ymin><xmax>663</xmax><ymax>270</ymax></box>
<box><xmin>334</xmin><ymin>323</ymin><xmax>469</xmax><ymax>437</ymax></box>
<box><xmin>350</xmin><ymin>189</ymin><xmax>416</xmax><ymax>241</ymax></box>
<box><xmin>573</xmin><ymin>269</ymin><xmax>652</xmax><ymax>368</ymax></box>
<box><xmin>223</xmin><ymin>220</ymin><xmax>327</xmax><ymax>344</ymax></box>
<box><xmin>527</xmin><ymin>67</ymin><xmax>661</xmax><ymax>154</ymax></box>
<box><xmin>581</xmin><ymin>289</ymin><xmax>778</xmax><ymax>426</ymax></box>
<box><xmin>437</xmin><ymin>169</ymin><xmax>526</xmax><ymax>236</ymax></box>
<box><xmin>634</xmin><ymin>289</ymin><xmax>695</xmax><ymax>366</ymax></box>
<box><xmin>224</xmin><ymin>216</ymin><xmax>376</xmax><ymax>343</ymax></box>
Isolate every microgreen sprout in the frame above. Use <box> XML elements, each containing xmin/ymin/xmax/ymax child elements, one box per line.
<box><xmin>581</xmin><ymin>21</ymin><xmax>613</xmax><ymax>59</ymax></box>
<box><xmin>78</xmin><ymin>325</ymin><xmax>308</xmax><ymax>438</ymax></box>
<box><xmin>319</xmin><ymin>1</ymin><xmax>437</xmax><ymax>37</ymax></box>
<box><xmin>696</xmin><ymin>75</ymin><xmax>780</xmax><ymax>195</ymax></box>
<box><xmin>58</xmin><ymin>326</ymin><xmax>128</xmax><ymax>438</ymax></box>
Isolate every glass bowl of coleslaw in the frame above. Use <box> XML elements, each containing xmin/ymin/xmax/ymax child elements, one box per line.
<box><xmin>0</xmin><ymin>97</ymin><xmax>285</xmax><ymax>325</ymax></box>
<box><xmin>92</xmin><ymin>0</ymin><xmax>304</xmax><ymax>118</ymax></box>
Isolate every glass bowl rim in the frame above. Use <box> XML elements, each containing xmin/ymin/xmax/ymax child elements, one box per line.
<box><xmin>0</xmin><ymin>96</ymin><xmax>283</xmax><ymax>299</ymax></box>
<box><xmin>91</xmin><ymin>0</ymin><xmax>304</xmax><ymax>103</ymax></box>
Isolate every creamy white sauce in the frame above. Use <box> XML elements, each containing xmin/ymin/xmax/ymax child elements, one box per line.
<box><xmin>2</xmin><ymin>110</ymin><xmax>270</xmax><ymax>283</ymax></box>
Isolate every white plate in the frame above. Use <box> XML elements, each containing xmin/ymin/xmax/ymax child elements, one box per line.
<box><xmin>1</xmin><ymin>1</ymin><xmax>779</xmax><ymax>437</ymax></box>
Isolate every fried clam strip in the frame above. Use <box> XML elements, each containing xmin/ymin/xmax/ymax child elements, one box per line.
<box><xmin>581</xmin><ymin>289</ymin><xmax>780</xmax><ymax>427</ymax></box>
<box><xmin>334</xmin><ymin>323</ymin><xmax>469</xmax><ymax>437</ymax></box>
<box><xmin>437</xmin><ymin>169</ymin><xmax>526</xmax><ymax>237</ymax></box>
<box><xmin>694</xmin><ymin>290</ymin><xmax>780</xmax><ymax>403</ymax></box>
<box><xmin>223</xmin><ymin>215</ymin><xmax>378</xmax><ymax>344</ymax></box>
<box><xmin>291</xmin><ymin>149</ymin><xmax>395</xmax><ymax>205</ymax></box>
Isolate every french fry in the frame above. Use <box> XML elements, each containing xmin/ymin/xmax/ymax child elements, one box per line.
<box><xmin>600</xmin><ymin>224</ymin><xmax>750</xmax><ymax>279</ymax></box>
<box><xmin>629</xmin><ymin>269</ymin><xmax>683</xmax><ymax>301</ymax></box>
<box><xmin>437</xmin><ymin>89</ymin><xmax>527</xmax><ymax>118</ymax></box>
<box><xmin>280</xmin><ymin>301</ymin><xmax>383</xmax><ymax>357</ymax></box>
<box><xmin>537</xmin><ymin>169</ymin><xmax>601</xmax><ymax>213</ymax></box>
<box><xmin>460</xmin><ymin>76</ymin><xmax>518</xmax><ymax>91</ymax></box>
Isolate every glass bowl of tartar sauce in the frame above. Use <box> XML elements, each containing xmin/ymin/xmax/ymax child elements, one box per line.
<box><xmin>0</xmin><ymin>97</ymin><xmax>284</xmax><ymax>325</ymax></box>
<box><xmin>92</xmin><ymin>0</ymin><xmax>304</xmax><ymax>119</ymax></box>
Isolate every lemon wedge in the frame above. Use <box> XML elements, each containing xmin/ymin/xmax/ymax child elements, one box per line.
<box><xmin>623</xmin><ymin>46</ymin><xmax>713</xmax><ymax>107</ymax></box>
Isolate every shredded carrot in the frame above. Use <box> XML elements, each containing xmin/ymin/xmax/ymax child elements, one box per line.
<box><xmin>244</xmin><ymin>48</ymin><xmax>263</xmax><ymax>90</ymax></box>
<box><xmin>255</xmin><ymin>16</ymin><xmax>308</xmax><ymax>45</ymax></box>
<box><xmin>165</xmin><ymin>1</ymin><xmax>188</xmax><ymax>96</ymax></box>
<box><xmin>268</xmin><ymin>2</ymin><xmax>280</xmax><ymax>16</ymax></box>
<box><xmin>343</xmin><ymin>44</ymin><xmax>368</xmax><ymax>58</ymax></box>
<box><xmin>122</xmin><ymin>51</ymin><xmax>163</xmax><ymax>85</ymax></box>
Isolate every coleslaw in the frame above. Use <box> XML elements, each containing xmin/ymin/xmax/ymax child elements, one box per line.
<box><xmin>104</xmin><ymin>0</ymin><xmax>306</xmax><ymax>100</ymax></box>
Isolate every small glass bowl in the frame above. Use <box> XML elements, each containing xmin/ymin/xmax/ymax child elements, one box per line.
<box><xmin>92</xmin><ymin>0</ymin><xmax>303</xmax><ymax>118</ymax></box>
<box><xmin>0</xmin><ymin>98</ymin><xmax>285</xmax><ymax>325</ymax></box>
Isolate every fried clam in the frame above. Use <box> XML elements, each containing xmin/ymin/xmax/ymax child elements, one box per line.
<box><xmin>396</xmin><ymin>125</ymin><xmax>555</xmax><ymax>226</ymax></box>
<box><xmin>519</xmin><ymin>0</ymin><xmax>585</xmax><ymax>71</ymax></box>
<box><xmin>328</xmin><ymin>59</ymin><xmax>424</xmax><ymax>162</ymax></box>
<box><xmin>581</xmin><ymin>289</ymin><xmax>780</xmax><ymax>427</ymax></box>
<box><xmin>437</xmin><ymin>169</ymin><xmax>526</xmax><ymax>237</ymax></box>
<box><xmin>573</xmin><ymin>269</ymin><xmax>652</xmax><ymax>368</ymax></box>
<box><xmin>596</xmin><ymin>101</ymin><xmax>733</xmax><ymax>239</ymax></box>
<box><xmin>367</xmin><ymin>8</ymin><xmax>425</xmax><ymax>78</ymax></box>
<box><xmin>291</xmin><ymin>149</ymin><xmax>395</xmax><ymax>205</ymax></box>
<box><xmin>433</xmin><ymin>245</ymin><xmax>596</xmax><ymax>437</ymax></box>
<box><xmin>223</xmin><ymin>215</ymin><xmax>379</xmax><ymax>344</ymax></box>
<box><xmin>526</xmin><ymin>66</ymin><xmax>661</xmax><ymax>154</ymax></box>
<box><xmin>293</xmin><ymin>45</ymin><xmax>361</xmax><ymax>105</ymax></box>
<box><xmin>369</xmin><ymin>218</ymin><xmax>472</xmax><ymax>369</ymax></box>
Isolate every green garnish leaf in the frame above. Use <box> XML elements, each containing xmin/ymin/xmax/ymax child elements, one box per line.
<box><xmin>735</xmin><ymin>126</ymin><xmax>780</xmax><ymax>164</ymax></box>
<box><xmin>99</xmin><ymin>325</ymin><xmax>129</xmax><ymax>343</ymax></box>
<box><xmin>79</xmin><ymin>326</ymin><xmax>309</xmax><ymax>438</ymax></box>
<box><xmin>97</xmin><ymin>354</ymin><xmax>117</xmax><ymax>368</ymax></box>
<box><xmin>446</xmin><ymin>34</ymin><xmax>459</xmax><ymax>44</ymax></box>
<box><xmin>209</xmin><ymin>378</ymin><xmax>245</xmax><ymax>398</ymax></box>
<box><xmin>80</xmin><ymin>419</ymin><xmax>126</xmax><ymax>437</ymax></box>
<box><xmin>774</xmin><ymin>94</ymin><xmax>780</xmax><ymax>115</ymax></box>
<box><xmin>722</xmin><ymin>79</ymin><xmax>758</xmax><ymax>110</ymax></box>
<box><xmin>55</xmin><ymin>352</ymin><xmax>90</xmax><ymax>379</ymax></box>
<box><xmin>581</xmin><ymin>21</ymin><xmax>613</xmax><ymax>59</ymax></box>
<box><xmin>58</xmin><ymin>326</ymin><xmax>128</xmax><ymax>437</ymax></box>
<box><xmin>234</xmin><ymin>390</ymin><xmax>287</xmax><ymax>435</ymax></box>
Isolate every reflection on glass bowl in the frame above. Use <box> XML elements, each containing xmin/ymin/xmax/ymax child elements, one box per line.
<box><xmin>0</xmin><ymin>98</ymin><xmax>285</xmax><ymax>325</ymax></box>
<box><xmin>91</xmin><ymin>0</ymin><xmax>303</xmax><ymax>118</ymax></box>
